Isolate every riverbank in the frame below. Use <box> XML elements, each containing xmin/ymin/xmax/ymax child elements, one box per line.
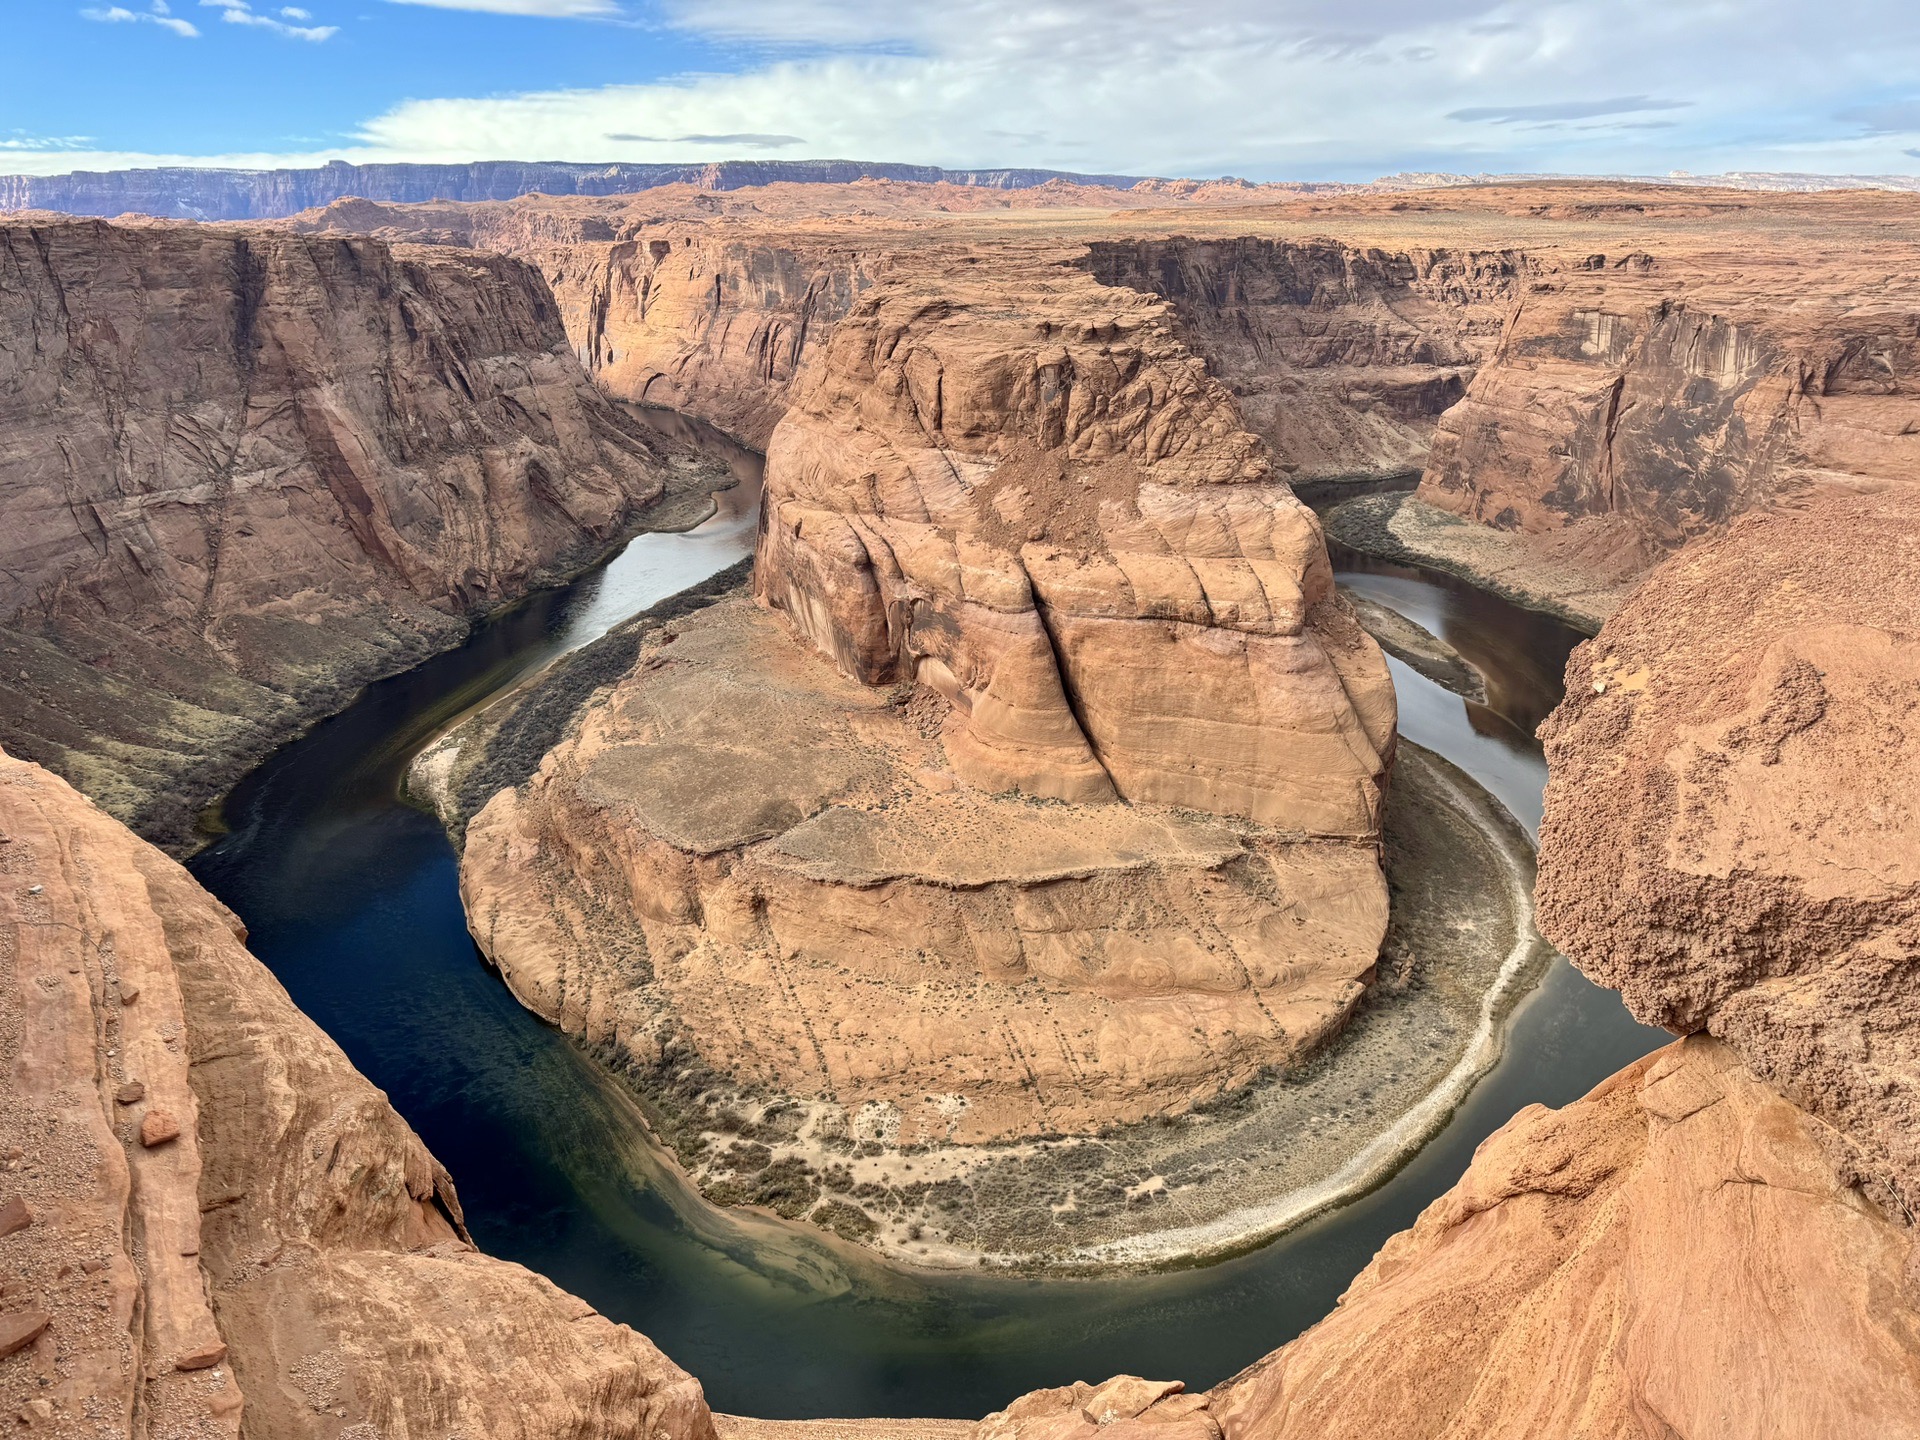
<box><xmin>413</xmin><ymin>574</ymin><xmax>1551</xmax><ymax>1272</ymax></box>
<box><xmin>159</xmin><ymin>446</ymin><xmax>733</xmax><ymax>858</ymax></box>
<box><xmin>1324</xmin><ymin>492</ymin><xmax>1640</xmax><ymax>634</ymax></box>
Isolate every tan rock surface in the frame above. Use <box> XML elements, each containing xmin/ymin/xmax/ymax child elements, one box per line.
<box><xmin>755</xmin><ymin>247</ymin><xmax>1395</xmax><ymax>828</ymax></box>
<box><xmin>463</xmin><ymin>597</ymin><xmax>1387</xmax><ymax>1151</ymax></box>
<box><xmin>1413</xmin><ymin>200</ymin><xmax>1920</xmax><ymax>581</ymax></box>
<box><xmin>976</xmin><ymin>1039</ymin><xmax>1920</xmax><ymax>1440</ymax></box>
<box><xmin>1537</xmin><ymin>486</ymin><xmax>1920</xmax><ymax>1216</ymax></box>
<box><xmin>0</xmin><ymin>746</ymin><xmax>715</xmax><ymax>1438</ymax></box>
<box><xmin>0</xmin><ymin>217</ymin><xmax>682</xmax><ymax>850</ymax></box>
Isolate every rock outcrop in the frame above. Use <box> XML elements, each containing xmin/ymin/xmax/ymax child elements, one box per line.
<box><xmin>976</xmin><ymin>404</ymin><xmax>1920</xmax><ymax>1432</ymax></box>
<box><xmin>451</xmin><ymin>245</ymin><xmax>1412</xmax><ymax>1263</ymax></box>
<box><xmin>0</xmin><ymin>746</ymin><xmax>716</xmax><ymax>1437</ymax></box>
<box><xmin>755</xmin><ymin>249</ymin><xmax>1395</xmax><ymax>824</ymax></box>
<box><xmin>1418</xmin><ymin>240</ymin><xmax>1920</xmax><ymax>567</ymax></box>
<box><xmin>981</xmin><ymin>1037</ymin><xmax>1920</xmax><ymax>1440</ymax></box>
<box><xmin>1079</xmin><ymin>238</ymin><xmax>1520</xmax><ymax>484</ymax></box>
<box><xmin>0</xmin><ymin>217</ymin><xmax>683</xmax><ymax>849</ymax></box>
<box><xmin>1537</xmin><ymin>486</ymin><xmax>1920</xmax><ymax>1218</ymax></box>
<box><xmin>0</xmin><ymin>160</ymin><xmax>1153</xmax><ymax>222</ymax></box>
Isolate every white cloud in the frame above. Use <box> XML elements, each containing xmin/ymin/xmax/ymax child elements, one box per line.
<box><xmin>81</xmin><ymin>3</ymin><xmax>200</xmax><ymax>37</ymax></box>
<box><xmin>331</xmin><ymin>0</ymin><xmax>1920</xmax><ymax>179</ymax></box>
<box><xmin>35</xmin><ymin>0</ymin><xmax>1920</xmax><ymax>179</ymax></box>
<box><xmin>381</xmin><ymin>0</ymin><xmax>620</xmax><ymax>15</ymax></box>
<box><xmin>199</xmin><ymin>0</ymin><xmax>337</xmax><ymax>40</ymax></box>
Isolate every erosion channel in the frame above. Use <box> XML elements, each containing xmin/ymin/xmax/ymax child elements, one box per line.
<box><xmin>186</xmin><ymin>416</ymin><xmax>1664</xmax><ymax>1420</ymax></box>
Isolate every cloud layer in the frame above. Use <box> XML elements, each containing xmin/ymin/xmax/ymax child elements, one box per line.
<box><xmin>38</xmin><ymin>0</ymin><xmax>1920</xmax><ymax>179</ymax></box>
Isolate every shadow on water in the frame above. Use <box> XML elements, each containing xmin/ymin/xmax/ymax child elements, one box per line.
<box><xmin>188</xmin><ymin>421</ymin><xmax>1666</xmax><ymax>1419</ymax></box>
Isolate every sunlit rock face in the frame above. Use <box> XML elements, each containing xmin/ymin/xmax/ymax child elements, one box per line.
<box><xmin>755</xmin><ymin>246</ymin><xmax>1397</xmax><ymax>830</ymax></box>
<box><xmin>0</xmin><ymin>746</ymin><xmax>717</xmax><ymax>1439</ymax></box>
<box><xmin>0</xmin><ymin>216</ymin><xmax>672</xmax><ymax>848</ymax></box>
<box><xmin>457</xmin><ymin>244</ymin><xmax>1398</xmax><ymax>1184</ymax></box>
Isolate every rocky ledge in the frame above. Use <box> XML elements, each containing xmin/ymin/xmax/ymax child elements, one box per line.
<box><xmin>0</xmin><ymin>747</ymin><xmax>716</xmax><ymax>1437</ymax></box>
<box><xmin>0</xmin><ymin>217</ymin><xmax>710</xmax><ymax>852</ymax></box>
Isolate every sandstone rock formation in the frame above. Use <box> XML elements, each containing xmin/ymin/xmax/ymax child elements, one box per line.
<box><xmin>0</xmin><ymin>746</ymin><xmax>716</xmax><ymax>1437</ymax></box>
<box><xmin>1537</xmin><ymin>486</ymin><xmax>1920</xmax><ymax>1218</ymax></box>
<box><xmin>0</xmin><ymin>217</ymin><xmax>684</xmax><ymax>849</ymax></box>
<box><xmin>1079</xmin><ymin>238</ymin><xmax>1517</xmax><ymax>485</ymax></box>
<box><xmin>1418</xmin><ymin>228</ymin><xmax>1920</xmax><ymax>568</ymax></box>
<box><xmin>0</xmin><ymin>160</ymin><xmax>1159</xmax><ymax>222</ymax></box>
<box><xmin>463</xmin><ymin>597</ymin><xmax>1388</xmax><ymax>1149</ymax></box>
<box><xmin>754</xmin><ymin>248</ymin><xmax>1396</xmax><ymax>823</ymax></box>
<box><xmin>449</xmin><ymin>240</ymin><xmax>1416</xmax><ymax>1262</ymax></box>
<box><xmin>980</xmin><ymin>1037</ymin><xmax>1920</xmax><ymax>1440</ymax></box>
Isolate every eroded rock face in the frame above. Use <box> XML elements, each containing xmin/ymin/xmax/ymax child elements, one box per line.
<box><xmin>453</xmin><ymin>246</ymin><xmax>1400</xmax><ymax>1259</ymax></box>
<box><xmin>1419</xmin><ymin>250</ymin><xmax>1920</xmax><ymax>563</ymax></box>
<box><xmin>0</xmin><ymin>218</ymin><xmax>675</xmax><ymax>849</ymax></box>
<box><xmin>462</xmin><ymin>598</ymin><xmax>1387</xmax><ymax>1151</ymax></box>
<box><xmin>1079</xmin><ymin>238</ymin><xmax>1521</xmax><ymax>484</ymax></box>
<box><xmin>1536</xmin><ymin>488</ymin><xmax>1920</xmax><ymax>1217</ymax></box>
<box><xmin>0</xmin><ymin>747</ymin><xmax>715</xmax><ymax>1438</ymax></box>
<box><xmin>755</xmin><ymin>249</ymin><xmax>1396</xmax><ymax>828</ymax></box>
<box><xmin>976</xmin><ymin>1039</ymin><xmax>1920</xmax><ymax>1440</ymax></box>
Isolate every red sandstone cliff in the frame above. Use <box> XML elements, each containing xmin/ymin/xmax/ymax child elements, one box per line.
<box><xmin>0</xmin><ymin>747</ymin><xmax>716</xmax><ymax>1437</ymax></box>
<box><xmin>1417</xmin><ymin>242</ymin><xmax>1920</xmax><ymax>566</ymax></box>
<box><xmin>1535</xmin><ymin>486</ymin><xmax>1920</xmax><ymax>1219</ymax></box>
<box><xmin>0</xmin><ymin>218</ymin><xmax>679</xmax><ymax>849</ymax></box>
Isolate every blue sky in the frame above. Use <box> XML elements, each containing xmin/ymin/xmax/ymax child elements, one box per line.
<box><xmin>7</xmin><ymin>0</ymin><xmax>1920</xmax><ymax>180</ymax></box>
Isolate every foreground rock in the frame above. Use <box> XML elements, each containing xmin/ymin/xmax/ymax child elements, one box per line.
<box><xmin>980</xmin><ymin>1038</ymin><xmax>1920</xmax><ymax>1440</ymax></box>
<box><xmin>0</xmin><ymin>217</ymin><xmax>688</xmax><ymax>850</ymax></box>
<box><xmin>0</xmin><ymin>746</ymin><xmax>715</xmax><ymax>1438</ymax></box>
<box><xmin>1537</xmin><ymin>487</ymin><xmax>1920</xmax><ymax>1218</ymax></box>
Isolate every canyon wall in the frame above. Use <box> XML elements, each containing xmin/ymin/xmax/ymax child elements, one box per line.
<box><xmin>453</xmin><ymin>244</ymin><xmax>1403</xmax><ymax>1262</ymax></box>
<box><xmin>0</xmin><ymin>160</ymin><xmax>1150</xmax><ymax>222</ymax></box>
<box><xmin>1536</xmin><ymin>486</ymin><xmax>1920</xmax><ymax>1220</ymax></box>
<box><xmin>293</xmin><ymin>199</ymin><xmax>873</xmax><ymax>447</ymax></box>
<box><xmin>1079</xmin><ymin>238</ymin><xmax>1523</xmax><ymax>483</ymax></box>
<box><xmin>0</xmin><ymin>746</ymin><xmax>716</xmax><ymax>1438</ymax></box>
<box><xmin>976</xmin><ymin>447</ymin><xmax>1920</xmax><ymax>1437</ymax></box>
<box><xmin>0</xmin><ymin>217</ymin><xmax>679</xmax><ymax>849</ymax></box>
<box><xmin>1418</xmin><ymin>249</ymin><xmax>1920</xmax><ymax>563</ymax></box>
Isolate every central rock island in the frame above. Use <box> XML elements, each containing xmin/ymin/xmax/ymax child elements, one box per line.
<box><xmin>443</xmin><ymin>248</ymin><xmax>1458</xmax><ymax>1263</ymax></box>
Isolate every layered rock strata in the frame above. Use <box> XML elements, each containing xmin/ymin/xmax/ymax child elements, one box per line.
<box><xmin>1079</xmin><ymin>239</ymin><xmax>1519</xmax><ymax>485</ymax></box>
<box><xmin>0</xmin><ymin>217</ymin><xmax>684</xmax><ymax>849</ymax></box>
<box><xmin>1537</xmin><ymin>487</ymin><xmax>1920</xmax><ymax>1218</ymax></box>
<box><xmin>464</xmin><ymin>596</ymin><xmax>1387</xmax><ymax>1148</ymax></box>
<box><xmin>977</xmin><ymin>459</ymin><xmax>1920</xmax><ymax>1437</ymax></box>
<box><xmin>0</xmin><ymin>746</ymin><xmax>715</xmax><ymax>1438</ymax></box>
<box><xmin>981</xmin><ymin>1037</ymin><xmax>1920</xmax><ymax>1440</ymax></box>
<box><xmin>451</xmin><ymin>249</ymin><xmax>1425</xmax><ymax>1262</ymax></box>
<box><xmin>754</xmin><ymin>250</ymin><xmax>1396</xmax><ymax>825</ymax></box>
<box><xmin>1418</xmin><ymin>243</ymin><xmax>1920</xmax><ymax>567</ymax></box>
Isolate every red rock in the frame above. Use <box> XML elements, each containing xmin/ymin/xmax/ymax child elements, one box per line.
<box><xmin>0</xmin><ymin>217</ymin><xmax>674</xmax><ymax>852</ymax></box>
<box><xmin>0</xmin><ymin>1197</ymin><xmax>31</xmax><ymax>1237</ymax></box>
<box><xmin>138</xmin><ymin>1111</ymin><xmax>182</xmax><ymax>1148</ymax></box>
<box><xmin>0</xmin><ymin>1308</ymin><xmax>50</xmax><ymax>1358</ymax></box>
<box><xmin>175</xmin><ymin>1340</ymin><xmax>228</xmax><ymax>1371</ymax></box>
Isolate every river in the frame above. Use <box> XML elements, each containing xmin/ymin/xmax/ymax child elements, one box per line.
<box><xmin>187</xmin><ymin>421</ymin><xmax>1665</xmax><ymax>1419</ymax></box>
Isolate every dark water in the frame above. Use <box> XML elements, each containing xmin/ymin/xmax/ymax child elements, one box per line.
<box><xmin>188</xmin><ymin>426</ymin><xmax>1666</xmax><ymax>1420</ymax></box>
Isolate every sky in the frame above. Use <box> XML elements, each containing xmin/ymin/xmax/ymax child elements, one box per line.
<box><xmin>6</xmin><ymin>0</ymin><xmax>1920</xmax><ymax>181</ymax></box>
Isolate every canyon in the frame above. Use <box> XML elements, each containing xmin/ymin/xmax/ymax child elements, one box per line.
<box><xmin>1</xmin><ymin>174</ymin><xmax>1916</xmax><ymax>1435</ymax></box>
<box><xmin>0</xmin><ymin>216</ymin><xmax>715</xmax><ymax>851</ymax></box>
